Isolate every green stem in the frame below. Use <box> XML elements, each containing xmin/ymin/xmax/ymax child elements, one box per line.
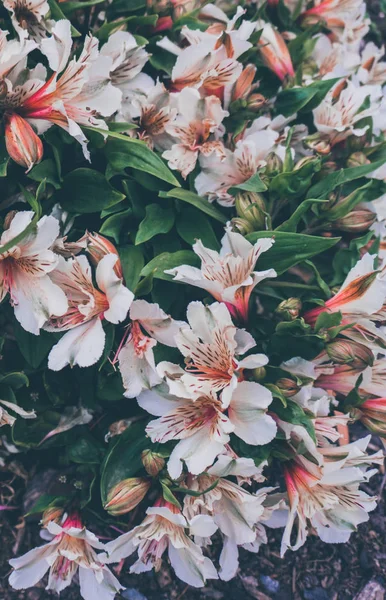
<box><xmin>261</xmin><ymin>281</ymin><xmax>321</xmax><ymax>291</ymax></box>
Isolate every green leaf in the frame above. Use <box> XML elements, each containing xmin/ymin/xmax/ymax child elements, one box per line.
<box><xmin>160</xmin><ymin>188</ymin><xmax>227</xmax><ymax>223</ymax></box>
<box><xmin>57</xmin><ymin>168</ymin><xmax>125</xmax><ymax>214</ymax></box>
<box><xmin>307</xmin><ymin>158</ymin><xmax>386</xmax><ymax>198</ymax></box>
<box><xmin>100</xmin><ymin>423</ymin><xmax>149</xmax><ymax>504</ymax></box>
<box><xmin>68</xmin><ymin>436</ymin><xmax>102</xmax><ymax>465</ymax></box>
<box><xmin>246</xmin><ymin>231</ymin><xmax>340</xmax><ymax>275</ymax></box>
<box><xmin>136</xmin><ymin>204</ymin><xmax>175</xmax><ymax>245</ymax></box>
<box><xmin>275</xmin><ymin>79</ymin><xmax>339</xmax><ymax>117</ymax></box>
<box><xmin>60</xmin><ymin>0</ymin><xmax>104</xmax><ymax>14</ymax></box>
<box><xmin>98</xmin><ymin>133</ymin><xmax>180</xmax><ymax>186</ymax></box>
<box><xmin>270</xmin><ymin>157</ymin><xmax>321</xmax><ymax>199</ymax></box>
<box><xmin>160</xmin><ymin>481</ymin><xmax>182</xmax><ymax>509</ymax></box>
<box><xmin>176</xmin><ymin>206</ymin><xmax>220</xmax><ymax>249</ymax></box>
<box><xmin>314</xmin><ymin>311</ymin><xmax>342</xmax><ymax>332</ymax></box>
<box><xmin>119</xmin><ymin>245</ymin><xmax>145</xmax><ymax>291</ymax></box>
<box><xmin>28</xmin><ymin>159</ymin><xmax>61</xmax><ymax>189</ymax></box>
<box><xmin>96</xmin><ymin>14</ymin><xmax>158</xmax><ymax>42</ymax></box>
<box><xmin>13</xmin><ymin>321</ymin><xmax>55</xmax><ymax>369</ymax></box>
<box><xmin>100</xmin><ymin>209</ymin><xmax>132</xmax><ymax>243</ymax></box>
<box><xmin>276</xmin><ymin>198</ymin><xmax>328</xmax><ymax>232</ymax></box>
<box><xmin>0</xmin><ymin>372</ymin><xmax>29</xmax><ymax>389</ymax></box>
<box><xmin>0</xmin><ymin>138</ymin><xmax>10</xmax><ymax>177</ymax></box>
<box><xmin>228</xmin><ymin>172</ymin><xmax>268</xmax><ymax>194</ymax></box>
<box><xmin>26</xmin><ymin>494</ymin><xmax>68</xmax><ymax>517</ymax></box>
<box><xmin>324</xmin><ymin>181</ymin><xmax>374</xmax><ymax>221</ymax></box>
<box><xmin>141</xmin><ymin>250</ymin><xmax>200</xmax><ymax>281</ymax></box>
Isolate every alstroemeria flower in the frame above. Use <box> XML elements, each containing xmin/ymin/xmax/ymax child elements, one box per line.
<box><xmin>102</xmin><ymin>500</ymin><xmax>218</xmax><ymax>588</ymax></box>
<box><xmin>118</xmin><ymin>300</ymin><xmax>186</xmax><ymax>399</ymax></box>
<box><xmin>162</xmin><ymin>88</ymin><xmax>228</xmax><ymax>178</ymax></box>
<box><xmin>354</xmin><ymin>398</ymin><xmax>386</xmax><ymax>445</ymax></box>
<box><xmin>280</xmin><ymin>357</ymin><xmax>333</xmax><ymax>417</ymax></box>
<box><xmin>45</xmin><ymin>254</ymin><xmax>133</xmax><ymax>370</ymax></box>
<box><xmin>166</xmin><ymin>226</ymin><xmax>276</xmax><ymax>323</ymax></box>
<box><xmin>309</xmin><ymin>34</ymin><xmax>359</xmax><ymax>80</ymax></box>
<box><xmin>0</xmin><ymin>399</ymin><xmax>36</xmax><ymax>427</ymax></box>
<box><xmin>3</xmin><ymin>20</ymin><xmax>122</xmax><ymax>161</ymax></box>
<box><xmin>256</xmin><ymin>20</ymin><xmax>295</xmax><ymax>81</ymax></box>
<box><xmin>100</xmin><ymin>30</ymin><xmax>149</xmax><ymax>93</ymax></box>
<box><xmin>0</xmin><ymin>211</ymin><xmax>68</xmax><ymax>334</ymax></box>
<box><xmin>313</xmin><ymin>80</ymin><xmax>381</xmax><ymax>147</ymax></box>
<box><xmin>9</xmin><ymin>514</ymin><xmax>123</xmax><ymax>600</ymax></box>
<box><xmin>182</xmin><ymin>469</ymin><xmax>273</xmax><ymax>581</ymax></box>
<box><xmin>0</xmin><ymin>29</ymin><xmax>37</xmax><ymax>79</ymax></box>
<box><xmin>358</xmin><ymin>42</ymin><xmax>386</xmax><ymax>85</ymax></box>
<box><xmin>157</xmin><ymin>301</ymin><xmax>269</xmax><ymax>407</ymax></box>
<box><xmin>138</xmin><ymin>380</ymin><xmax>276</xmax><ymax>478</ymax></box>
<box><xmin>195</xmin><ymin>118</ymin><xmax>280</xmax><ymax>205</ymax></box>
<box><xmin>301</xmin><ymin>0</ymin><xmax>367</xmax><ymax>40</ymax></box>
<box><xmin>4</xmin><ymin>0</ymin><xmax>52</xmax><ymax>41</ymax></box>
<box><xmin>282</xmin><ymin>451</ymin><xmax>377</xmax><ymax>554</ymax></box>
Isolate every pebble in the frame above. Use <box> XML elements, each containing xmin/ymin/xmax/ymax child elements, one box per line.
<box><xmin>122</xmin><ymin>589</ymin><xmax>148</xmax><ymax>600</ymax></box>
<box><xmin>303</xmin><ymin>588</ymin><xmax>330</xmax><ymax>600</ymax></box>
<box><xmin>260</xmin><ymin>574</ymin><xmax>280</xmax><ymax>595</ymax></box>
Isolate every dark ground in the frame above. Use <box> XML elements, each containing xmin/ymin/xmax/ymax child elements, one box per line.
<box><xmin>2</xmin><ymin>2</ymin><xmax>386</xmax><ymax>599</ymax></box>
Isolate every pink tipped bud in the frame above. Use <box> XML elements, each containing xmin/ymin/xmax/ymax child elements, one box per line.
<box><xmin>276</xmin><ymin>377</ymin><xmax>300</xmax><ymax>397</ymax></box>
<box><xmin>141</xmin><ymin>449</ymin><xmax>166</xmax><ymax>477</ymax></box>
<box><xmin>305</xmin><ymin>133</ymin><xmax>331</xmax><ymax>155</ymax></box>
<box><xmin>41</xmin><ymin>506</ymin><xmax>65</xmax><ymax>528</ymax></box>
<box><xmin>326</xmin><ymin>340</ymin><xmax>373</xmax><ymax>370</ymax></box>
<box><xmin>86</xmin><ymin>232</ymin><xmax>123</xmax><ymax>279</ymax></box>
<box><xmin>4</xmin><ymin>112</ymin><xmax>43</xmax><ymax>172</ymax></box>
<box><xmin>333</xmin><ymin>209</ymin><xmax>376</xmax><ymax>233</ymax></box>
<box><xmin>247</xmin><ymin>93</ymin><xmax>267</xmax><ymax>111</ymax></box>
<box><xmin>275</xmin><ymin>297</ymin><xmax>302</xmax><ymax>321</ymax></box>
<box><xmin>347</xmin><ymin>152</ymin><xmax>370</xmax><ymax>169</ymax></box>
<box><xmin>104</xmin><ymin>477</ymin><xmax>151</xmax><ymax>516</ymax></box>
<box><xmin>258</xmin><ymin>25</ymin><xmax>295</xmax><ymax>81</ymax></box>
<box><xmin>232</xmin><ymin>65</ymin><xmax>257</xmax><ymax>101</ymax></box>
<box><xmin>235</xmin><ymin>191</ymin><xmax>266</xmax><ymax>230</ymax></box>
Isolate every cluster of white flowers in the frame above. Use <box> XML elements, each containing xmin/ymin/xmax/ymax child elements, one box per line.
<box><xmin>2</xmin><ymin>0</ymin><xmax>386</xmax><ymax>598</ymax></box>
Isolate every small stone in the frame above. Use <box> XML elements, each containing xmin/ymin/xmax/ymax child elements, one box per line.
<box><xmin>260</xmin><ymin>574</ymin><xmax>280</xmax><ymax>595</ymax></box>
<box><xmin>354</xmin><ymin>580</ymin><xmax>385</xmax><ymax>600</ymax></box>
<box><xmin>240</xmin><ymin>575</ymin><xmax>271</xmax><ymax>600</ymax></box>
<box><xmin>122</xmin><ymin>589</ymin><xmax>148</xmax><ymax>600</ymax></box>
<box><xmin>303</xmin><ymin>588</ymin><xmax>330</xmax><ymax>600</ymax></box>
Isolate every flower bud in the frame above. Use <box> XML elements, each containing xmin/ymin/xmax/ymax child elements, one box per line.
<box><xmin>104</xmin><ymin>418</ymin><xmax>133</xmax><ymax>442</ymax></box>
<box><xmin>3</xmin><ymin>210</ymin><xmax>18</xmax><ymax>230</ymax></box>
<box><xmin>0</xmin><ymin>79</ymin><xmax>8</xmax><ymax>100</ymax></box>
<box><xmin>87</xmin><ymin>232</ymin><xmax>123</xmax><ymax>279</ymax></box>
<box><xmin>247</xmin><ymin>93</ymin><xmax>267</xmax><ymax>111</ymax></box>
<box><xmin>232</xmin><ymin>64</ymin><xmax>257</xmax><ymax>102</ymax></box>
<box><xmin>258</xmin><ymin>25</ymin><xmax>295</xmax><ymax>81</ymax></box>
<box><xmin>265</xmin><ymin>151</ymin><xmax>283</xmax><ymax>175</ymax></box>
<box><xmin>41</xmin><ymin>506</ymin><xmax>65</xmax><ymax>528</ymax></box>
<box><xmin>326</xmin><ymin>339</ymin><xmax>373</xmax><ymax>370</ymax></box>
<box><xmin>320</xmin><ymin>161</ymin><xmax>338</xmax><ymax>176</ymax></box>
<box><xmin>231</xmin><ymin>217</ymin><xmax>255</xmax><ymax>235</ymax></box>
<box><xmin>141</xmin><ymin>449</ymin><xmax>166</xmax><ymax>476</ymax></box>
<box><xmin>235</xmin><ymin>192</ymin><xmax>266</xmax><ymax>229</ymax></box>
<box><xmin>250</xmin><ymin>366</ymin><xmax>266</xmax><ymax>381</ymax></box>
<box><xmin>346</xmin><ymin>152</ymin><xmax>370</xmax><ymax>168</ymax></box>
<box><xmin>294</xmin><ymin>156</ymin><xmax>318</xmax><ymax>172</ymax></box>
<box><xmin>104</xmin><ymin>477</ymin><xmax>151</xmax><ymax>516</ymax></box>
<box><xmin>275</xmin><ymin>297</ymin><xmax>302</xmax><ymax>321</ymax></box>
<box><xmin>333</xmin><ymin>209</ymin><xmax>376</xmax><ymax>232</ymax></box>
<box><xmin>4</xmin><ymin>112</ymin><xmax>43</xmax><ymax>172</ymax></box>
<box><xmin>304</xmin><ymin>133</ymin><xmax>330</xmax><ymax>155</ymax></box>
<box><xmin>276</xmin><ymin>377</ymin><xmax>300</xmax><ymax>397</ymax></box>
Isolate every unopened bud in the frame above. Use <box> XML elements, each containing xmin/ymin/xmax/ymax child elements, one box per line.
<box><xmin>235</xmin><ymin>192</ymin><xmax>266</xmax><ymax>229</ymax></box>
<box><xmin>104</xmin><ymin>477</ymin><xmax>151</xmax><ymax>516</ymax></box>
<box><xmin>265</xmin><ymin>151</ymin><xmax>283</xmax><ymax>175</ymax></box>
<box><xmin>0</xmin><ymin>79</ymin><xmax>8</xmax><ymax>100</ymax></box>
<box><xmin>276</xmin><ymin>377</ymin><xmax>299</xmax><ymax>397</ymax></box>
<box><xmin>142</xmin><ymin>449</ymin><xmax>166</xmax><ymax>476</ymax></box>
<box><xmin>3</xmin><ymin>210</ymin><xmax>17</xmax><ymax>230</ymax></box>
<box><xmin>301</xmin><ymin>14</ymin><xmax>324</xmax><ymax>27</ymax></box>
<box><xmin>251</xmin><ymin>366</ymin><xmax>266</xmax><ymax>381</ymax></box>
<box><xmin>294</xmin><ymin>156</ymin><xmax>318</xmax><ymax>172</ymax></box>
<box><xmin>346</xmin><ymin>152</ymin><xmax>370</xmax><ymax>168</ymax></box>
<box><xmin>232</xmin><ymin>64</ymin><xmax>257</xmax><ymax>102</ymax></box>
<box><xmin>333</xmin><ymin>209</ymin><xmax>376</xmax><ymax>232</ymax></box>
<box><xmin>326</xmin><ymin>340</ymin><xmax>373</xmax><ymax>370</ymax></box>
<box><xmin>320</xmin><ymin>161</ymin><xmax>338</xmax><ymax>176</ymax></box>
<box><xmin>304</xmin><ymin>133</ymin><xmax>330</xmax><ymax>155</ymax></box>
<box><xmin>247</xmin><ymin>93</ymin><xmax>266</xmax><ymax>111</ymax></box>
<box><xmin>105</xmin><ymin>418</ymin><xmax>133</xmax><ymax>442</ymax></box>
<box><xmin>4</xmin><ymin>112</ymin><xmax>43</xmax><ymax>172</ymax></box>
<box><xmin>87</xmin><ymin>232</ymin><xmax>123</xmax><ymax>279</ymax></box>
<box><xmin>302</xmin><ymin>58</ymin><xmax>318</xmax><ymax>77</ymax></box>
<box><xmin>275</xmin><ymin>297</ymin><xmax>302</xmax><ymax>321</ymax></box>
<box><xmin>231</xmin><ymin>217</ymin><xmax>255</xmax><ymax>235</ymax></box>
<box><xmin>41</xmin><ymin>506</ymin><xmax>65</xmax><ymax>527</ymax></box>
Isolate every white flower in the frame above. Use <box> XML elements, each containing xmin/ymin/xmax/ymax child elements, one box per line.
<box><xmin>102</xmin><ymin>501</ymin><xmax>218</xmax><ymax>588</ymax></box>
<box><xmin>157</xmin><ymin>301</ymin><xmax>269</xmax><ymax>407</ymax></box>
<box><xmin>0</xmin><ymin>211</ymin><xmax>68</xmax><ymax>334</ymax></box>
<box><xmin>118</xmin><ymin>300</ymin><xmax>186</xmax><ymax>399</ymax></box>
<box><xmin>100</xmin><ymin>31</ymin><xmax>149</xmax><ymax>91</ymax></box>
<box><xmin>358</xmin><ymin>42</ymin><xmax>386</xmax><ymax>85</ymax></box>
<box><xmin>195</xmin><ymin>119</ymin><xmax>280</xmax><ymax>205</ymax></box>
<box><xmin>310</xmin><ymin>35</ymin><xmax>359</xmax><ymax>80</ymax></box>
<box><xmin>0</xmin><ymin>399</ymin><xmax>36</xmax><ymax>427</ymax></box>
<box><xmin>45</xmin><ymin>254</ymin><xmax>133</xmax><ymax>370</ymax></box>
<box><xmin>4</xmin><ymin>0</ymin><xmax>52</xmax><ymax>41</ymax></box>
<box><xmin>166</xmin><ymin>225</ymin><xmax>276</xmax><ymax>322</ymax></box>
<box><xmin>0</xmin><ymin>28</ymin><xmax>36</xmax><ymax>79</ymax></box>
<box><xmin>313</xmin><ymin>80</ymin><xmax>381</xmax><ymax>147</ymax></box>
<box><xmin>138</xmin><ymin>380</ymin><xmax>276</xmax><ymax>478</ymax></box>
<box><xmin>9</xmin><ymin>514</ymin><xmax>123</xmax><ymax>600</ymax></box>
<box><xmin>302</xmin><ymin>0</ymin><xmax>368</xmax><ymax>43</ymax></box>
<box><xmin>163</xmin><ymin>87</ymin><xmax>228</xmax><ymax>178</ymax></box>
